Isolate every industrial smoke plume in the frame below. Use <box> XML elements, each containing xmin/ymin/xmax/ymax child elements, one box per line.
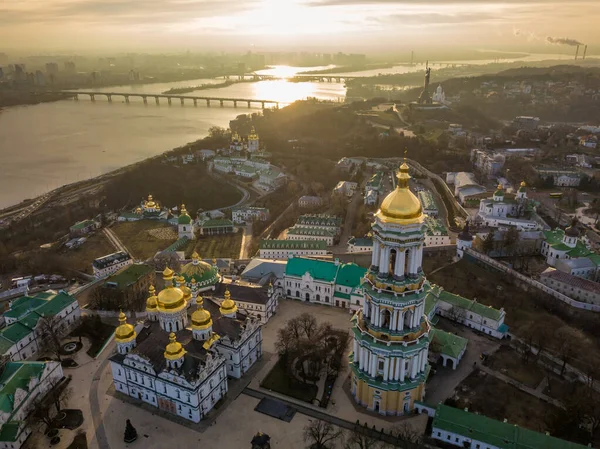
<box><xmin>546</xmin><ymin>36</ymin><xmax>583</xmax><ymax>46</ymax></box>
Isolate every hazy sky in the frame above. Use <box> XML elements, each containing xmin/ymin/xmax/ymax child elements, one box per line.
<box><xmin>2</xmin><ymin>0</ymin><xmax>599</xmax><ymax>52</ymax></box>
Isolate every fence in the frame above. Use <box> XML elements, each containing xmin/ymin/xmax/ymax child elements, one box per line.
<box><xmin>0</xmin><ymin>286</ymin><xmax>28</xmax><ymax>300</ymax></box>
<box><xmin>82</xmin><ymin>309</ymin><xmax>148</xmax><ymax>319</ymax></box>
<box><xmin>464</xmin><ymin>248</ymin><xmax>600</xmax><ymax>312</ymax></box>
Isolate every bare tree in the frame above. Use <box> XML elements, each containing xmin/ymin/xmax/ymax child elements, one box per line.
<box><xmin>555</xmin><ymin>326</ymin><xmax>581</xmax><ymax>377</ymax></box>
<box><xmin>152</xmin><ymin>252</ymin><xmax>181</xmax><ymax>272</ymax></box>
<box><xmin>447</xmin><ymin>306</ymin><xmax>465</xmax><ymax>323</ymax></box>
<box><xmin>26</xmin><ymin>377</ymin><xmax>72</xmax><ymax>432</ymax></box>
<box><xmin>303</xmin><ymin>419</ymin><xmax>344</xmax><ymax>449</ymax></box>
<box><xmin>37</xmin><ymin>315</ymin><xmax>65</xmax><ymax>362</ymax></box>
<box><xmin>343</xmin><ymin>428</ymin><xmax>389</xmax><ymax>449</ymax></box>
<box><xmin>390</xmin><ymin>422</ymin><xmax>424</xmax><ymax>445</ymax></box>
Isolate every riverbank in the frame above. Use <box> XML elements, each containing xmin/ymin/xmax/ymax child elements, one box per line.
<box><xmin>299</xmin><ymin>63</ymin><xmax>394</xmax><ymax>75</ymax></box>
<box><xmin>0</xmin><ymin>91</ymin><xmax>74</xmax><ymax>109</ymax></box>
<box><xmin>161</xmin><ymin>79</ymin><xmax>257</xmax><ymax>95</ymax></box>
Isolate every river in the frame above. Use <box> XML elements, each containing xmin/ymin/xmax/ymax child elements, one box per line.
<box><xmin>0</xmin><ymin>53</ymin><xmax>582</xmax><ymax>209</ymax></box>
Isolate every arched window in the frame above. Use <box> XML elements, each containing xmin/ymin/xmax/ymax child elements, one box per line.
<box><xmin>287</xmin><ymin>289</ymin><xmax>291</xmax><ymax>296</ymax></box>
<box><xmin>404</xmin><ymin>310</ymin><xmax>413</xmax><ymax>328</ymax></box>
<box><xmin>389</xmin><ymin>248</ymin><xmax>397</xmax><ymax>275</ymax></box>
<box><xmin>316</xmin><ymin>294</ymin><xmax>321</xmax><ymax>301</ymax></box>
<box><xmin>296</xmin><ymin>291</ymin><xmax>300</xmax><ymax>298</ymax></box>
<box><xmin>381</xmin><ymin>309</ymin><xmax>391</xmax><ymax>328</ymax></box>
<box><xmin>305</xmin><ymin>293</ymin><xmax>310</xmax><ymax>301</ymax></box>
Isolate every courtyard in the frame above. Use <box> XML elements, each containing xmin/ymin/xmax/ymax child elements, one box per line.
<box><xmin>112</xmin><ymin>221</ymin><xmax>176</xmax><ymax>260</ymax></box>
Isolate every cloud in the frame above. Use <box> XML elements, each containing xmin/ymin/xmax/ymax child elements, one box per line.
<box><xmin>546</xmin><ymin>36</ymin><xmax>583</xmax><ymax>46</ymax></box>
<box><xmin>307</xmin><ymin>0</ymin><xmax>598</xmax><ymax>5</ymax></box>
<box><xmin>376</xmin><ymin>12</ymin><xmax>501</xmax><ymax>26</ymax></box>
<box><xmin>0</xmin><ymin>0</ymin><xmax>257</xmax><ymax>26</ymax></box>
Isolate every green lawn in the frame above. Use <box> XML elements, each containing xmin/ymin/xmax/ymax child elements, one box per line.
<box><xmin>186</xmin><ymin>231</ymin><xmax>243</xmax><ymax>259</ymax></box>
<box><xmin>261</xmin><ymin>359</ymin><xmax>318</xmax><ymax>404</ymax></box>
<box><xmin>112</xmin><ymin>221</ymin><xmax>177</xmax><ymax>260</ymax></box>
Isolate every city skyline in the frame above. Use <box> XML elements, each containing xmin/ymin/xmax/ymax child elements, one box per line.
<box><xmin>2</xmin><ymin>0</ymin><xmax>600</xmax><ymax>52</ymax></box>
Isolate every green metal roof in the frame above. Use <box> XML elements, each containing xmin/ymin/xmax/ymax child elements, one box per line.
<box><xmin>0</xmin><ymin>362</ymin><xmax>46</xmax><ymax>413</ymax></box>
<box><xmin>0</xmin><ymin>324</ymin><xmax>33</xmax><ymax>343</ymax></box>
<box><xmin>418</xmin><ymin>191</ymin><xmax>438</xmax><ymax>211</ymax></box>
<box><xmin>438</xmin><ymin>290</ymin><xmax>503</xmax><ymax>321</ymax></box>
<box><xmin>433</xmin><ymin>404</ymin><xmax>589</xmax><ymax>449</ymax></box>
<box><xmin>430</xmin><ymin>328</ymin><xmax>468</xmax><ymax>359</ymax></box>
<box><xmin>3</xmin><ymin>298</ymin><xmax>47</xmax><ymax>320</ymax></box>
<box><xmin>336</xmin><ymin>263</ymin><xmax>366</xmax><ymax>288</ymax></box>
<box><xmin>36</xmin><ymin>292</ymin><xmax>77</xmax><ymax>316</ymax></box>
<box><xmin>70</xmin><ymin>219</ymin><xmax>96</xmax><ymax>230</ymax></box>
<box><xmin>285</xmin><ymin>257</ymin><xmax>339</xmax><ymax>282</ymax></box>
<box><xmin>0</xmin><ymin>422</ymin><xmax>21</xmax><ymax>442</ymax></box>
<box><xmin>287</xmin><ymin>226</ymin><xmax>335</xmax><ymax>237</ymax></box>
<box><xmin>105</xmin><ymin>264</ymin><xmax>153</xmax><ymax>289</ymax></box>
<box><xmin>334</xmin><ymin>291</ymin><xmax>351</xmax><ymax>300</ymax></box>
<box><xmin>178</xmin><ymin>213</ymin><xmax>192</xmax><ymax>225</ymax></box>
<box><xmin>199</xmin><ymin>219</ymin><xmax>234</xmax><ymax>228</ymax></box>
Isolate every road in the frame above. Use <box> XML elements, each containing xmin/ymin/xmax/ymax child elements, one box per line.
<box><xmin>103</xmin><ymin>227</ymin><xmax>130</xmax><ymax>255</ymax></box>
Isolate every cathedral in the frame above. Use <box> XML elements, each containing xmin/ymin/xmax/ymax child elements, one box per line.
<box><xmin>350</xmin><ymin>161</ymin><xmax>431</xmax><ymax>415</ymax></box>
<box><xmin>110</xmin><ymin>266</ymin><xmax>262</xmax><ymax>423</ymax></box>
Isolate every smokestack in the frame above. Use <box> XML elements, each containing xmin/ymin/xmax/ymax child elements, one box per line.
<box><xmin>575</xmin><ymin>45</ymin><xmax>580</xmax><ymax>60</ymax></box>
<box><xmin>583</xmin><ymin>45</ymin><xmax>588</xmax><ymax>60</ymax></box>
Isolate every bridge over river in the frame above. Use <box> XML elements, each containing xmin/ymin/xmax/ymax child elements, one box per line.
<box><xmin>63</xmin><ymin>91</ymin><xmax>282</xmax><ymax>108</ymax></box>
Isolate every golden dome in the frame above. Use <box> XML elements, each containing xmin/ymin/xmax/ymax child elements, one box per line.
<box><xmin>146</xmin><ymin>285</ymin><xmax>158</xmax><ymax>311</ymax></box>
<box><xmin>376</xmin><ymin>161</ymin><xmax>424</xmax><ymax>225</ymax></box>
<box><xmin>115</xmin><ymin>311</ymin><xmax>136</xmax><ymax>343</ymax></box>
<box><xmin>192</xmin><ymin>251</ymin><xmax>200</xmax><ymax>260</ymax></box>
<box><xmin>176</xmin><ymin>275</ymin><xmax>186</xmax><ymax>286</ymax></box>
<box><xmin>520</xmin><ymin>181</ymin><xmax>526</xmax><ymax>188</ymax></box>
<box><xmin>497</xmin><ymin>183</ymin><xmax>503</xmax><ymax>190</ymax></box>
<box><xmin>164</xmin><ymin>332</ymin><xmax>186</xmax><ymax>361</ymax></box>
<box><xmin>191</xmin><ymin>306</ymin><xmax>212</xmax><ymax>330</ymax></box>
<box><xmin>157</xmin><ymin>267</ymin><xmax>185</xmax><ymax>313</ymax></box>
<box><xmin>220</xmin><ymin>289</ymin><xmax>238</xmax><ymax>315</ymax></box>
<box><xmin>145</xmin><ymin>194</ymin><xmax>157</xmax><ymax>208</ymax></box>
<box><xmin>181</xmin><ymin>285</ymin><xmax>192</xmax><ymax>302</ymax></box>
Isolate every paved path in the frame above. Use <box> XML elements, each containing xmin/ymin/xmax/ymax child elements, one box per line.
<box><xmin>89</xmin><ymin>354</ymin><xmax>112</xmax><ymax>449</ymax></box>
<box><xmin>479</xmin><ymin>365</ymin><xmax>565</xmax><ymax>409</ymax></box>
<box><xmin>103</xmin><ymin>227</ymin><xmax>129</xmax><ymax>255</ymax></box>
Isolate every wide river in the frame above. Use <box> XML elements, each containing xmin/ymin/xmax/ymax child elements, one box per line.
<box><xmin>0</xmin><ymin>54</ymin><xmax>578</xmax><ymax>209</ymax></box>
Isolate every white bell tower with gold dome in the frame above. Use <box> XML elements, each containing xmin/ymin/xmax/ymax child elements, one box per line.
<box><xmin>350</xmin><ymin>159</ymin><xmax>431</xmax><ymax>416</ymax></box>
<box><xmin>157</xmin><ymin>267</ymin><xmax>189</xmax><ymax>333</ymax></box>
<box><xmin>247</xmin><ymin>127</ymin><xmax>259</xmax><ymax>153</ymax></box>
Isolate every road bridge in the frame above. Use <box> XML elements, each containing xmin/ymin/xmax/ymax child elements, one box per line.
<box><xmin>63</xmin><ymin>91</ymin><xmax>281</xmax><ymax>108</ymax></box>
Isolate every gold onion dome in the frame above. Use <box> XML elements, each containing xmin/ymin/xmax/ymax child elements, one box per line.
<box><xmin>191</xmin><ymin>305</ymin><xmax>212</xmax><ymax>330</ymax></box>
<box><xmin>145</xmin><ymin>194</ymin><xmax>156</xmax><ymax>208</ymax></box>
<box><xmin>146</xmin><ymin>285</ymin><xmax>158</xmax><ymax>311</ymax></box>
<box><xmin>518</xmin><ymin>181</ymin><xmax>527</xmax><ymax>192</ymax></box>
<box><xmin>157</xmin><ymin>267</ymin><xmax>186</xmax><ymax>313</ymax></box>
<box><xmin>180</xmin><ymin>252</ymin><xmax>218</xmax><ymax>284</ymax></box>
<box><xmin>377</xmin><ymin>161</ymin><xmax>423</xmax><ymax>225</ymax></box>
<box><xmin>220</xmin><ymin>289</ymin><xmax>238</xmax><ymax>314</ymax></box>
<box><xmin>115</xmin><ymin>311</ymin><xmax>136</xmax><ymax>343</ymax></box>
<box><xmin>494</xmin><ymin>184</ymin><xmax>504</xmax><ymax>196</ymax></box>
<box><xmin>181</xmin><ymin>284</ymin><xmax>192</xmax><ymax>302</ymax></box>
<box><xmin>249</xmin><ymin>126</ymin><xmax>258</xmax><ymax>140</ymax></box>
<box><xmin>164</xmin><ymin>332</ymin><xmax>186</xmax><ymax>361</ymax></box>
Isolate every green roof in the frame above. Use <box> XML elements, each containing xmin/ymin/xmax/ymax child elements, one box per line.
<box><xmin>588</xmin><ymin>254</ymin><xmax>600</xmax><ymax>266</ymax></box>
<box><xmin>433</xmin><ymin>404</ymin><xmax>589</xmax><ymax>449</ymax></box>
<box><xmin>439</xmin><ymin>290</ymin><xmax>503</xmax><ymax>321</ymax></box>
<box><xmin>1</xmin><ymin>291</ymin><xmax>77</xmax><ymax>344</ymax></box>
<box><xmin>0</xmin><ymin>361</ymin><xmax>46</xmax><ymax>413</ymax></box>
<box><xmin>334</xmin><ymin>291</ymin><xmax>351</xmax><ymax>300</ymax></box>
<box><xmin>424</xmin><ymin>216</ymin><xmax>448</xmax><ymax>236</ymax></box>
<box><xmin>430</xmin><ymin>328</ymin><xmax>468</xmax><ymax>359</ymax></box>
<box><xmin>285</xmin><ymin>257</ymin><xmax>340</xmax><ymax>282</ymax></box>
<box><xmin>0</xmin><ymin>422</ymin><xmax>21</xmax><ymax>442</ymax></box>
<box><xmin>178</xmin><ymin>212</ymin><xmax>192</xmax><ymax>225</ymax></box>
<box><xmin>0</xmin><ymin>323</ymin><xmax>33</xmax><ymax>343</ymax></box>
<box><xmin>543</xmin><ymin>228</ymin><xmax>593</xmax><ymax>258</ymax></box>
<box><xmin>336</xmin><ymin>263</ymin><xmax>366</xmax><ymax>288</ymax></box>
<box><xmin>0</xmin><ymin>338</ymin><xmax>14</xmax><ymax>355</ymax></box>
<box><xmin>287</xmin><ymin>226</ymin><xmax>335</xmax><ymax>237</ymax></box>
<box><xmin>260</xmin><ymin>240</ymin><xmax>327</xmax><ymax>250</ymax></box>
<box><xmin>104</xmin><ymin>264</ymin><xmax>153</xmax><ymax>289</ymax></box>
<box><xmin>296</xmin><ymin>215</ymin><xmax>341</xmax><ymax>227</ymax></box>
<box><xmin>70</xmin><ymin>219</ymin><xmax>96</xmax><ymax>230</ymax></box>
<box><xmin>199</xmin><ymin>219</ymin><xmax>234</xmax><ymax>228</ymax></box>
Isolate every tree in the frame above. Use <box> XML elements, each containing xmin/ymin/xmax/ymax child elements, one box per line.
<box><xmin>481</xmin><ymin>231</ymin><xmax>495</xmax><ymax>255</ymax></box>
<box><xmin>124</xmin><ymin>419</ymin><xmax>138</xmax><ymax>443</ymax></box>
<box><xmin>447</xmin><ymin>306</ymin><xmax>465</xmax><ymax>323</ymax></box>
<box><xmin>555</xmin><ymin>326</ymin><xmax>581</xmax><ymax>377</ymax></box>
<box><xmin>207</xmin><ymin>126</ymin><xmax>228</xmax><ymax>140</ymax></box>
<box><xmin>37</xmin><ymin>315</ymin><xmax>65</xmax><ymax>362</ymax></box>
<box><xmin>26</xmin><ymin>377</ymin><xmax>72</xmax><ymax>432</ymax></box>
<box><xmin>390</xmin><ymin>422</ymin><xmax>424</xmax><ymax>445</ymax></box>
<box><xmin>303</xmin><ymin>419</ymin><xmax>343</xmax><ymax>449</ymax></box>
<box><xmin>502</xmin><ymin>227</ymin><xmax>519</xmax><ymax>257</ymax></box>
<box><xmin>343</xmin><ymin>428</ymin><xmax>386</xmax><ymax>449</ymax></box>
<box><xmin>152</xmin><ymin>252</ymin><xmax>181</xmax><ymax>272</ymax></box>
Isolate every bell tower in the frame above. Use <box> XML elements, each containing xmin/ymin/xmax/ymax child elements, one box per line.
<box><xmin>351</xmin><ymin>159</ymin><xmax>431</xmax><ymax>416</ymax></box>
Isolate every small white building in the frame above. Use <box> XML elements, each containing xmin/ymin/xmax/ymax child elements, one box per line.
<box><xmin>232</xmin><ymin>207</ymin><xmax>269</xmax><ymax>225</ymax></box>
<box><xmin>424</xmin><ymin>217</ymin><xmax>451</xmax><ymax>247</ymax></box>
<box><xmin>283</xmin><ymin>257</ymin><xmax>366</xmax><ymax>312</ymax></box>
<box><xmin>333</xmin><ymin>181</ymin><xmax>358</xmax><ymax>197</ymax></box>
<box><xmin>92</xmin><ymin>251</ymin><xmax>133</xmax><ymax>279</ymax></box>
<box><xmin>295</xmin><ymin>214</ymin><xmax>341</xmax><ymax>235</ymax></box>
<box><xmin>298</xmin><ymin>196</ymin><xmax>323</xmax><ymax>209</ymax></box>
<box><xmin>476</xmin><ymin>183</ymin><xmax>539</xmax><ymax>231</ymax></box>
<box><xmin>347</xmin><ymin>237</ymin><xmax>373</xmax><ymax>253</ymax></box>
